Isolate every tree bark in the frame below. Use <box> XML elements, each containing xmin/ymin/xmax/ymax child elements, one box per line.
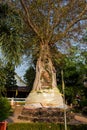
<box><xmin>25</xmin><ymin>44</ymin><xmax>65</xmax><ymax>108</ymax></box>
<box><xmin>33</xmin><ymin>43</ymin><xmax>57</xmax><ymax>91</ymax></box>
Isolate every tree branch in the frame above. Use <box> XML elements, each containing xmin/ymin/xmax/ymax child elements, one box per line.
<box><xmin>47</xmin><ymin>0</ymin><xmax>76</xmax><ymax>43</ymax></box>
<box><xmin>55</xmin><ymin>4</ymin><xmax>87</xmax><ymax>41</ymax></box>
<box><xmin>20</xmin><ymin>0</ymin><xmax>44</xmax><ymax>43</ymax></box>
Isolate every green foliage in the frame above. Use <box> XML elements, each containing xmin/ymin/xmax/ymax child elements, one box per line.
<box><xmin>0</xmin><ymin>97</ymin><xmax>11</xmax><ymax>122</ymax></box>
<box><xmin>0</xmin><ymin>0</ymin><xmax>87</xmax><ymax>66</ymax></box>
<box><xmin>0</xmin><ymin>2</ymin><xmax>24</xmax><ymax>65</ymax></box>
<box><xmin>7</xmin><ymin>123</ymin><xmax>87</xmax><ymax>130</ymax></box>
<box><xmin>0</xmin><ymin>59</ymin><xmax>6</xmax><ymax>97</ymax></box>
<box><xmin>4</xmin><ymin>63</ymin><xmax>17</xmax><ymax>90</ymax></box>
<box><xmin>1</xmin><ymin>0</ymin><xmax>85</xmax><ymax>67</ymax></box>
<box><xmin>0</xmin><ymin>61</ymin><xmax>17</xmax><ymax>96</ymax></box>
<box><xmin>63</xmin><ymin>49</ymin><xmax>87</xmax><ymax>104</ymax></box>
<box><xmin>24</xmin><ymin>66</ymin><xmax>35</xmax><ymax>91</ymax></box>
<box><xmin>56</xmin><ymin>46</ymin><xmax>87</xmax><ymax>105</ymax></box>
<box><xmin>80</xmin><ymin>99</ymin><xmax>87</xmax><ymax>108</ymax></box>
<box><xmin>82</xmin><ymin>106</ymin><xmax>87</xmax><ymax>115</ymax></box>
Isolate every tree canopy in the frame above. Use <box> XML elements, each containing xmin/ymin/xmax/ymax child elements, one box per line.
<box><xmin>0</xmin><ymin>2</ymin><xmax>24</xmax><ymax>65</ymax></box>
<box><xmin>0</xmin><ymin>0</ymin><xmax>87</xmax><ymax>65</ymax></box>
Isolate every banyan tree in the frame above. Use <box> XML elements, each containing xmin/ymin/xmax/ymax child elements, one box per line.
<box><xmin>0</xmin><ymin>0</ymin><xmax>87</xmax><ymax>108</ymax></box>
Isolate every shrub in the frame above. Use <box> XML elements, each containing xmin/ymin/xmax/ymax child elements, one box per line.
<box><xmin>80</xmin><ymin>99</ymin><xmax>87</xmax><ymax>107</ymax></box>
<box><xmin>0</xmin><ymin>97</ymin><xmax>11</xmax><ymax>121</ymax></box>
<box><xmin>82</xmin><ymin>106</ymin><xmax>87</xmax><ymax>115</ymax></box>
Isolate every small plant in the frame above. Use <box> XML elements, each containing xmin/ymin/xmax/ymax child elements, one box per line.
<box><xmin>0</xmin><ymin>97</ymin><xmax>11</xmax><ymax>122</ymax></box>
<box><xmin>80</xmin><ymin>99</ymin><xmax>87</xmax><ymax>108</ymax></box>
<box><xmin>82</xmin><ymin>107</ymin><xmax>87</xmax><ymax>115</ymax></box>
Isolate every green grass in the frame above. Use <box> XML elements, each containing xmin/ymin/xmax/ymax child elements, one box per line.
<box><xmin>7</xmin><ymin>123</ymin><xmax>87</xmax><ymax>130</ymax></box>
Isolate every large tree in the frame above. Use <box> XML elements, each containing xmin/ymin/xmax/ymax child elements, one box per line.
<box><xmin>1</xmin><ymin>0</ymin><xmax>87</xmax><ymax>108</ymax></box>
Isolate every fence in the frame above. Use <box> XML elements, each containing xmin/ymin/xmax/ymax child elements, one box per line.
<box><xmin>8</xmin><ymin>98</ymin><xmax>26</xmax><ymax>106</ymax></box>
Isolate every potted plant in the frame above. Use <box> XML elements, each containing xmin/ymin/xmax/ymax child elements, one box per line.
<box><xmin>0</xmin><ymin>97</ymin><xmax>11</xmax><ymax>130</ymax></box>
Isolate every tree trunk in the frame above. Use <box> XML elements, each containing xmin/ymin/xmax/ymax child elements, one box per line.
<box><xmin>25</xmin><ymin>44</ymin><xmax>65</xmax><ymax>108</ymax></box>
<box><xmin>33</xmin><ymin>44</ymin><xmax>57</xmax><ymax>90</ymax></box>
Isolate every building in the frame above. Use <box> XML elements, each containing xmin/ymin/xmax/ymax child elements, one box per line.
<box><xmin>7</xmin><ymin>74</ymin><xmax>30</xmax><ymax>98</ymax></box>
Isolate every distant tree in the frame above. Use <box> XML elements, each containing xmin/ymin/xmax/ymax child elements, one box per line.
<box><xmin>57</xmin><ymin>46</ymin><xmax>87</xmax><ymax>105</ymax></box>
<box><xmin>24</xmin><ymin>66</ymin><xmax>35</xmax><ymax>92</ymax></box>
<box><xmin>4</xmin><ymin>63</ymin><xmax>17</xmax><ymax>90</ymax></box>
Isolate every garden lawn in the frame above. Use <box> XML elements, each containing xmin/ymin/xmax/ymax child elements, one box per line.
<box><xmin>7</xmin><ymin>123</ymin><xmax>87</xmax><ymax>130</ymax></box>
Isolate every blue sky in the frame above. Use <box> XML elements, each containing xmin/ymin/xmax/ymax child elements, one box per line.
<box><xmin>15</xmin><ymin>56</ymin><xmax>30</xmax><ymax>80</ymax></box>
<box><xmin>0</xmin><ymin>51</ymin><xmax>29</xmax><ymax>80</ymax></box>
<box><xmin>15</xmin><ymin>63</ymin><xmax>28</xmax><ymax>80</ymax></box>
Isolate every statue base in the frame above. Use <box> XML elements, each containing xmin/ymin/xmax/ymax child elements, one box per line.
<box><xmin>24</xmin><ymin>88</ymin><xmax>67</xmax><ymax>109</ymax></box>
<box><xmin>17</xmin><ymin>88</ymin><xmax>79</xmax><ymax>123</ymax></box>
<box><xmin>18</xmin><ymin>107</ymin><xmax>77</xmax><ymax>123</ymax></box>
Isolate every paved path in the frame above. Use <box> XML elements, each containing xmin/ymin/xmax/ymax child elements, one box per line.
<box><xmin>75</xmin><ymin>115</ymin><xmax>87</xmax><ymax>124</ymax></box>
